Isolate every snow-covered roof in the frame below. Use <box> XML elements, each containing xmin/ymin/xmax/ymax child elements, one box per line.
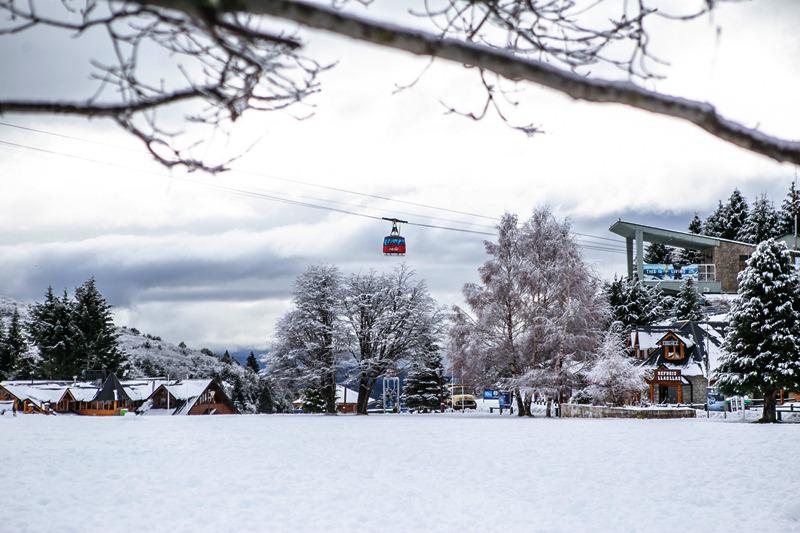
<box><xmin>162</xmin><ymin>379</ymin><xmax>214</xmax><ymax>415</ymax></box>
<box><xmin>335</xmin><ymin>385</ymin><xmax>359</xmax><ymax>405</ymax></box>
<box><xmin>69</xmin><ymin>386</ymin><xmax>100</xmax><ymax>402</ymax></box>
<box><xmin>0</xmin><ymin>383</ymin><xmax>66</xmax><ymax>408</ymax></box>
<box><xmin>122</xmin><ymin>380</ymin><xmax>167</xmax><ymax>402</ymax></box>
<box><xmin>632</xmin><ymin>331</ymin><xmax>662</xmax><ymax>350</ymax></box>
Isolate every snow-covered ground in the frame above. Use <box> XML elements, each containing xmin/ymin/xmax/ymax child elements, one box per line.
<box><xmin>1</xmin><ymin>415</ymin><xmax>798</xmax><ymax>532</ymax></box>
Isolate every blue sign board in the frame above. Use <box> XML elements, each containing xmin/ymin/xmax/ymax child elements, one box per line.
<box><xmin>498</xmin><ymin>392</ymin><xmax>512</xmax><ymax>408</ymax></box>
<box><xmin>707</xmin><ymin>388</ymin><xmax>725</xmax><ymax>411</ymax></box>
<box><xmin>483</xmin><ymin>389</ymin><xmax>499</xmax><ymax>400</ymax></box>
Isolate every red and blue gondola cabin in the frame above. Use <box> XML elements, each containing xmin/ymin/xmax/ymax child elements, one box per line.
<box><xmin>382</xmin><ymin>219</ymin><xmax>407</xmax><ymax>255</ymax></box>
<box><xmin>383</xmin><ymin>235</ymin><xmax>406</xmax><ymax>255</ymax></box>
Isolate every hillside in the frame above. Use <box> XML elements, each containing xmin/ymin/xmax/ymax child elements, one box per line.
<box><xmin>0</xmin><ymin>296</ymin><xmax>267</xmax><ymax>412</ymax></box>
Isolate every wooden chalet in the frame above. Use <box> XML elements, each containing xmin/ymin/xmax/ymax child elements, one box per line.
<box><xmin>75</xmin><ymin>374</ymin><xmax>135</xmax><ymax>416</ymax></box>
<box><xmin>142</xmin><ymin>379</ymin><xmax>238</xmax><ymax>415</ymax></box>
<box><xmin>633</xmin><ymin>320</ymin><xmax>727</xmax><ymax>404</ymax></box>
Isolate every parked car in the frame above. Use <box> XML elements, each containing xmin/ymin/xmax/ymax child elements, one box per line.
<box><xmin>448</xmin><ymin>385</ymin><xmax>477</xmax><ymax>410</ymax></box>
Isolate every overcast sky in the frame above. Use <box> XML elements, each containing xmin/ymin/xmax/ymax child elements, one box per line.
<box><xmin>1</xmin><ymin>0</ymin><xmax>799</xmax><ymax>351</ymax></box>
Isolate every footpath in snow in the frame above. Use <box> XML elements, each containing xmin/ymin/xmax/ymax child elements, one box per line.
<box><xmin>1</xmin><ymin>414</ymin><xmax>798</xmax><ymax>533</ymax></box>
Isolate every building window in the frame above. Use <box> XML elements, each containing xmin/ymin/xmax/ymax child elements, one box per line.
<box><xmin>738</xmin><ymin>254</ymin><xmax>749</xmax><ymax>272</ymax></box>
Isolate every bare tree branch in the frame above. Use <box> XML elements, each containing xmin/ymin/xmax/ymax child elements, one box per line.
<box><xmin>140</xmin><ymin>0</ymin><xmax>799</xmax><ymax>165</ymax></box>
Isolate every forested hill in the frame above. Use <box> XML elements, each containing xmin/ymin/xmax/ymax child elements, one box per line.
<box><xmin>0</xmin><ymin>295</ymin><xmax>267</xmax><ymax>411</ymax></box>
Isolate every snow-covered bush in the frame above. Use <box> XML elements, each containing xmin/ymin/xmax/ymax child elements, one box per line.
<box><xmin>585</xmin><ymin>329</ymin><xmax>643</xmax><ymax>406</ymax></box>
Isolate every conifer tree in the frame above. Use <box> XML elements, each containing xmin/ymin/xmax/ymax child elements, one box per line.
<box><xmin>0</xmin><ymin>319</ymin><xmax>7</xmax><ymax>380</ymax></box>
<box><xmin>73</xmin><ymin>277</ymin><xmax>126</xmax><ymax>377</ymax></box>
<box><xmin>702</xmin><ymin>201</ymin><xmax>727</xmax><ymax>237</ymax></box>
<box><xmin>678</xmin><ymin>214</ymin><xmax>704</xmax><ymax>266</ymax></box>
<box><xmin>607</xmin><ymin>276</ymin><xmax>666</xmax><ymax>330</ymax></box>
<box><xmin>673</xmin><ymin>278</ymin><xmax>705</xmax><ymax>321</ymax></box>
<box><xmin>737</xmin><ymin>195</ymin><xmax>778</xmax><ymax>244</ymax></box>
<box><xmin>221</xmin><ymin>350</ymin><xmax>235</xmax><ymax>365</ymax></box>
<box><xmin>722</xmin><ymin>189</ymin><xmax>749</xmax><ymax>240</ymax></box>
<box><xmin>28</xmin><ymin>287</ymin><xmax>77</xmax><ymax>379</ymax></box>
<box><xmin>716</xmin><ymin>239</ymin><xmax>800</xmax><ymax>423</ymax></box>
<box><xmin>301</xmin><ymin>385</ymin><xmax>326</xmax><ymax>413</ymax></box>
<box><xmin>402</xmin><ymin>341</ymin><xmax>449</xmax><ymax>412</ymax></box>
<box><xmin>246</xmin><ymin>351</ymin><xmax>260</xmax><ymax>373</ymax></box>
<box><xmin>5</xmin><ymin>308</ymin><xmax>28</xmax><ymax>378</ymax></box>
<box><xmin>643</xmin><ymin>243</ymin><xmax>672</xmax><ymax>264</ymax></box>
<box><xmin>777</xmin><ymin>181</ymin><xmax>800</xmax><ymax>237</ymax></box>
<box><xmin>256</xmin><ymin>378</ymin><xmax>274</xmax><ymax>413</ymax></box>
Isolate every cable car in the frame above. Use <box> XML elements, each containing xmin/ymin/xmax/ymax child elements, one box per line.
<box><xmin>382</xmin><ymin>217</ymin><xmax>407</xmax><ymax>255</ymax></box>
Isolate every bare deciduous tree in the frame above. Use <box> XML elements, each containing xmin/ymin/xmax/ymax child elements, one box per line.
<box><xmin>342</xmin><ymin>265</ymin><xmax>443</xmax><ymax>414</ymax></box>
<box><xmin>267</xmin><ymin>264</ymin><xmax>344</xmax><ymax>414</ymax></box>
<box><xmin>449</xmin><ymin>207</ymin><xmax>608</xmax><ymax>416</ymax></box>
<box><xmin>2</xmin><ymin>0</ymin><xmax>798</xmax><ymax>169</ymax></box>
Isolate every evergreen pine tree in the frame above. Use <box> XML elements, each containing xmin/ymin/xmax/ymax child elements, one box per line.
<box><xmin>231</xmin><ymin>375</ymin><xmax>248</xmax><ymax>411</ymax></box>
<box><xmin>221</xmin><ymin>350</ymin><xmax>235</xmax><ymax>365</ymax></box>
<box><xmin>673</xmin><ymin>278</ymin><xmax>705</xmax><ymax>321</ymax></box>
<box><xmin>716</xmin><ymin>239</ymin><xmax>800</xmax><ymax>422</ymax></box>
<box><xmin>28</xmin><ymin>287</ymin><xmax>77</xmax><ymax>379</ymax></box>
<box><xmin>703</xmin><ymin>201</ymin><xmax>727</xmax><ymax>237</ymax></box>
<box><xmin>608</xmin><ymin>276</ymin><xmax>666</xmax><ymax>329</ymax></box>
<box><xmin>643</xmin><ymin>243</ymin><xmax>673</xmax><ymax>264</ymax></box>
<box><xmin>402</xmin><ymin>342</ymin><xmax>449</xmax><ymax>412</ymax></box>
<box><xmin>301</xmin><ymin>385</ymin><xmax>326</xmax><ymax>413</ymax></box>
<box><xmin>722</xmin><ymin>189</ymin><xmax>749</xmax><ymax>240</ymax></box>
<box><xmin>5</xmin><ymin>308</ymin><xmax>28</xmax><ymax>379</ymax></box>
<box><xmin>256</xmin><ymin>378</ymin><xmax>274</xmax><ymax>413</ymax></box>
<box><xmin>0</xmin><ymin>318</ymin><xmax>7</xmax><ymax>380</ymax></box>
<box><xmin>73</xmin><ymin>277</ymin><xmax>126</xmax><ymax>377</ymax></box>
<box><xmin>678</xmin><ymin>214</ymin><xmax>704</xmax><ymax>266</ymax></box>
<box><xmin>246</xmin><ymin>351</ymin><xmax>260</xmax><ymax>373</ymax></box>
<box><xmin>777</xmin><ymin>181</ymin><xmax>800</xmax><ymax>237</ymax></box>
<box><xmin>737</xmin><ymin>195</ymin><xmax>779</xmax><ymax>244</ymax></box>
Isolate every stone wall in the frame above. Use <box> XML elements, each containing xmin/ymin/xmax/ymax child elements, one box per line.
<box><xmin>712</xmin><ymin>241</ymin><xmax>755</xmax><ymax>293</ymax></box>
<box><xmin>560</xmin><ymin>404</ymin><xmax>696</xmax><ymax>419</ymax></box>
<box><xmin>681</xmin><ymin>375</ymin><xmax>709</xmax><ymax>404</ymax></box>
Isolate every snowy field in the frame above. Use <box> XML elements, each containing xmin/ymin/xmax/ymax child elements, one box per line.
<box><xmin>2</xmin><ymin>415</ymin><xmax>798</xmax><ymax>533</ymax></box>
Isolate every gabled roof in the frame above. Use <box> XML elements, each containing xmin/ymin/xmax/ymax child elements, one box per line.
<box><xmin>637</xmin><ymin>319</ymin><xmax>727</xmax><ymax>377</ymax></box>
<box><xmin>93</xmin><ymin>374</ymin><xmax>131</xmax><ymax>402</ymax></box>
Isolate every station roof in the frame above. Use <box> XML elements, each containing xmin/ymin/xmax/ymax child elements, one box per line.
<box><xmin>609</xmin><ymin>220</ymin><xmax>754</xmax><ymax>250</ymax></box>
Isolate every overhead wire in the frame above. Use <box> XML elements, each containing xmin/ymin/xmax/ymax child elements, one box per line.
<box><xmin>0</xmin><ymin>132</ymin><xmax>626</xmax><ymax>253</ymax></box>
<box><xmin>0</xmin><ymin>120</ymin><xmax>627</xmax><ymax>244</ymax></box>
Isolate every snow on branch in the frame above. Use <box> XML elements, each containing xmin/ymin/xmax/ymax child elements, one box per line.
<box><xmin>149</xmin><ymin>0</ymin><xmax>799</xmax><ymax>165</ymax></box>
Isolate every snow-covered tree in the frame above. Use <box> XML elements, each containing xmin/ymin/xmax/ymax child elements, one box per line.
<box><xmin>0</xmin><ymin>308</ymin><xmax>28</xmax><ymax>380</ymax></box>
<box><xmin>644</xmin><ymin>243</ymin><xmax>672</xmax><ymax>264</ymax></box>
<box><xmin>777</xmin><ymin>181</ymin><xmax>800</xmax><ymax>237</ymax></box>
<box><xmin>585</xmin><ymin>329</ymin><xmax>643</xmax><ymax>406</ymax></box>
<box><xmin>673</xmin><ymin>278</ymin><xmax>705</xmax><ymax>321</ymax></box>
<box><xmin>267</xmin><ymin>265</ymin><xmax>344</xmax><ymax>414</ymax></box>
<box><xmin>401</xmin><ymin>339</ymin><xmax>449</xmax><ymax>413</ymax></box>
<box><xmin>28</xmin><ymin>287</ymin><xmax>78</xmax><ymax>380</ymax></box>
<box><xmin>221</xmin><ymin>350</ymin><xmax>236</xmax><ymax>365</ymax></box>
<box><xmin>342</xmin><ymin>265</ymin><xmax>443</xmax><ymax>414</ymax></box>
<box><xmin>703</xmin><ymin>201</ymin><xmax>727</xmax><ymax>238</ymax></box>
<box><xmin>73</xmin><ymin>277</ymin><xmax>126</xmax><ymax>377</ymax></box>
<box><xmin>722</xmin><ymin>189</ymin><xmax>749</xmax><ymax>241</ymax></box>
<box><xmin>256</xmin><ymin>378</ymin><xmax>274</xmax><ymax>414</ymax></box>
<box><xmin>738</xmin><ymin>195</ymin><xmax>779</xmax><ymax>244</ymax></box>
<box><xmin>450</xmin><ymin>208</ymin><xmax>607</xmax><ymax>415</ymax></box>
<box><xmin>301</xmin><ymin>386</ymin><xmax>326</xmax><ymax>413</ymax></box>
<box><xmin>246</xmin><ymin>352</ymin><xmax>260</xmax><ymax>373</ymax></box>
<box><xmin>607</xmin><ymin>275</ymin><xmax>666</xmax><ymax>330</ymax></box>
<box><xmin>716</xmin><ymin>239</ymin><xmax>800</xmax><ymax>423</ymax></box>
<box><xmin>678</xmin><ymin>214</ymin><xmax>704</xmax><ymax>266</ymax></box>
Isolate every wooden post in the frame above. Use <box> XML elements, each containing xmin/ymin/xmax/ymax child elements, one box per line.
<box><xmin>677</xmin><ymin>384</ymin><xmax>683</xmax><ymax>404</ymax></box>
<box><xmin>649</xmin><ymin>383</ymin><xmax>654</xmax><ymax>402</ymax></box>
